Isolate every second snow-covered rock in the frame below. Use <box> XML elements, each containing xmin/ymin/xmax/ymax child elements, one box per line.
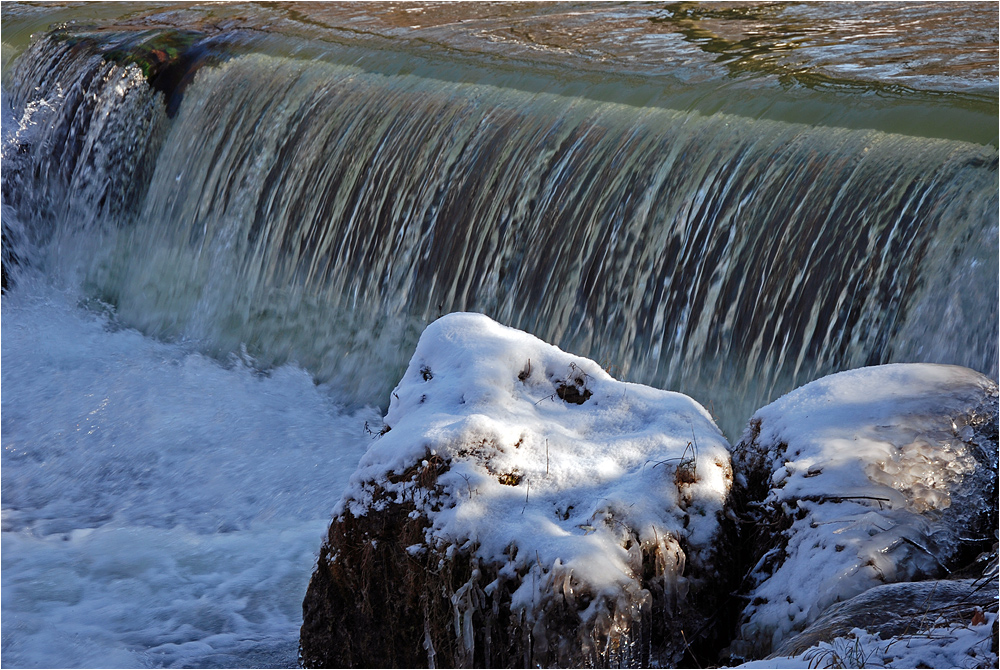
<box><xmin>300</xmin><ymin>312</ymin><xmax>734</xmax><ymax>668</ymax></box>
<box><xmin>729</xmin><ymin>363</ymin><xmax>998</xmax><ymax>660</ymax></box>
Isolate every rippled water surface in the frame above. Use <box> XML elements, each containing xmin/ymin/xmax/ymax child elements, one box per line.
<box><xmin>2</xmin><ymin>1</ymin><xmax>997</xmax><ymax>143</ymax></box>
<box><xmin>7</xmin><ymin>2</ymin><xmax>996</xmax><ymax>88</ymax></box>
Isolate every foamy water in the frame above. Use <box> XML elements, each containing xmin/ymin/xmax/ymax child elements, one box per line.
<box><xmin>1</xmin><ymin>279</ymin><xmax>377</xmax><ymax>668</ymax></box>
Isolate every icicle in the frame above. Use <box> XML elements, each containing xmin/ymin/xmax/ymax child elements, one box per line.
<box><xmin>558</xmin><ymin>561</ymin><xmax>577</xmax><ymax>610</ymax></box>
<box><xmin>450</xmin><ymin>564</ymin><xmax>484</xmax><ymax>667</ymax></box>
<box><xmin>423</xmin><ymin>603</ymin><xmax>437</xmax><ymax>669</ymax></box>
<box><xmin>522</xmin><ymin>610</ymin><xmax>532</xmax><ymax>668</ymax></box>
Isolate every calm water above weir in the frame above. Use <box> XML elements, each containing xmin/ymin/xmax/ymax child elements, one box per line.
<box><xmin>1</xmin><ymin>2</ymin><xmax>998</xmax><ymax>667</ymax></box>
<box><xmin>3</xmin><ymin>1</ymin><xmax>998</xmax><ymax>143</ymax></box>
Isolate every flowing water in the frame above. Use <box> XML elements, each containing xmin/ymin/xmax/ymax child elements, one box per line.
<box><xmin>2</xmin><ymin>2</ymin><xmax>997</xmax><ymax>667</ymax></box>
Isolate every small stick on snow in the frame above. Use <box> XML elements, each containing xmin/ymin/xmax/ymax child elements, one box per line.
<box><xmin>804</xmin><ymin>494</ymin><xmax>891</xmax><ymax>509</ymax></box>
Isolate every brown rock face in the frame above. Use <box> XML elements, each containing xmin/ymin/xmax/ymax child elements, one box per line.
<box><xmin>299</xmin><ymin>457</ymin><xmax>731</xmax><ymax>669</ymax></box>
<box><xmin>300</xmin><ymin>467</ymin><xmax>439</xmax><ymax>669</ymax></box>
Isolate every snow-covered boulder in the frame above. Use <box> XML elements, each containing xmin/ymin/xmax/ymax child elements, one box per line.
<box><xmin>728</xmin><ymin>363</ymin><xmax>998</xmax><ymax>660</ymax></box>
<box><xmin>299</xmin><ymin>313</ymin><xmax>735</xmax><ymax>668</ymax></box>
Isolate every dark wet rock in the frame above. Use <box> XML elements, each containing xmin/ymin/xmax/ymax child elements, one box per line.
<box><xmin>58</xmin><ymin>29</ymin><xmax>223</xmax><ymax>117</ymax></box>
<box><xmin>769</xmin><ymin>577</ymin><xmax>999</xmax><ymax>659</ymax></box>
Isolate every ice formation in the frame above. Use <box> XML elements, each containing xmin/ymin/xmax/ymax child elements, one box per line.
<box><xmin>300</xmin><ymin>312</ymin><xmax>734</xmax><ymax>667</ymax></box>
<box><xmin>767</xmin><ymin>577</ymin><xmax>999</xmax><ymax>661</ymax></box>
<box><xmin>729</xmin><ymin>363</ymin><xmax>998</xmax><ymax>659</ymax></box>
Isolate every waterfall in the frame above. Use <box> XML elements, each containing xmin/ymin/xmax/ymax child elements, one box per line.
<box><xmin>5</xmin><ymin>29</ymin><xmax>997</xmax><ymax>438</ymax></box>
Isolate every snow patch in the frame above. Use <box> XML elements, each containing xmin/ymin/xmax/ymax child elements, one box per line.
<box><xmin>741</xmin><ymin>611</ymin><xmax>998</xmax><ymax>670</ymax></box>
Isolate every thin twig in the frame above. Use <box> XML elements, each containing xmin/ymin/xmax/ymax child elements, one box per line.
<box><xmin>680</xmin><ymin>629</ymin><xmax>702</xmax><ymax>669</ymax></box>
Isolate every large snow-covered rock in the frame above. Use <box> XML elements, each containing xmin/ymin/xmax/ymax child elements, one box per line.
<box><xmin>299</xmin><ymin>313</ymin><xmax>734</xmax><ymax>668</ymax></box>
<box><xmin>729</xmin><ymin>363</ymin><xmax>998</xmax><ymax>660</ymax></box>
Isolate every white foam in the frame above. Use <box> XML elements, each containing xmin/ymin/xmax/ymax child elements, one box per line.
<box><xmin>2</xmin><ymin>281</ymin><xmax>377</xmax><ymax>668</ymax></box>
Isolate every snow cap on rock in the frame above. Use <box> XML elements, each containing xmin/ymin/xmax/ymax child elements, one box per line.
<box><xmin>341</xmin><ymin>311</ymin><xmax>733</xmax><ymax>597</ymax></box>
